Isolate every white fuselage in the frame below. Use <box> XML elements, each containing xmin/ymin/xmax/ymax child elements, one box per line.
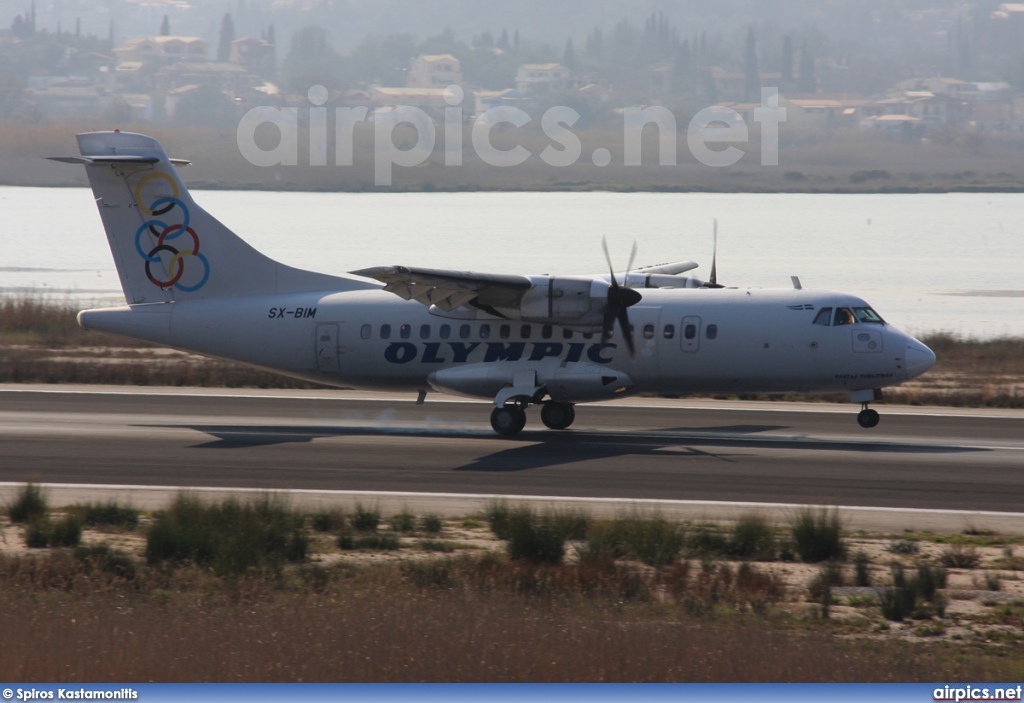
<box><xmin>81</xmin><ymin>284</ymin><xmax>929</xmax><ymax>403</ymax></box>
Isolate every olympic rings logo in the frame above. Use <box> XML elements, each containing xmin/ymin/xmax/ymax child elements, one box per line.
<box><xmin>133</xmin><ymin>172</ymin><xmax>210</xmax><ymax>292</ymax></box>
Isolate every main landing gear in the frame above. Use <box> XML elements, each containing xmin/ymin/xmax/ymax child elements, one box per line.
<box><xmin>489</xmin><ymin>401</ymin><xmax>576</xmax><ymax>435</ymax></box>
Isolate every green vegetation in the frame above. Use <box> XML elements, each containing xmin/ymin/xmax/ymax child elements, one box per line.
<box><xmin>7</xmin><ymin>483</ymin><xmax>47</xmax><ymax>523</ymax></box>
<box><xmin>939</xmin><ymin>544</ymin><xmax>983</xmax><ymax>569</ymax></box>
<box><xmin>791</xmin><ymin>507</ymin><xmax>846</xmax><ymax>563</ymax></box>
<box><xmin>71</xmin><ymin>501</ymin><xmax>140</xmax><ymax>529</ymax></box>
<box><xmin>145</xmin><ymin>494</ymin><xmax>308</xmax><ymax>576</ymax></box>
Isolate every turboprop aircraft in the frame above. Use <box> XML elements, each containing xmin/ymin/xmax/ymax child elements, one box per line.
<box><xmin>52</xmin><ymin>131</ymin><xmax>936</xmax><ymax>435</ymax></box>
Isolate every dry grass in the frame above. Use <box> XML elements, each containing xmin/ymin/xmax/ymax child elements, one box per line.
<box><xmin>1</xmin><ymin>496</ymin><xmax>1023</xmax><ymax>681</ymax></box>
<box><xmin>0</xmin><ymin>551</ymin><xmax>1016</xmax><ymax>682</ymax></box>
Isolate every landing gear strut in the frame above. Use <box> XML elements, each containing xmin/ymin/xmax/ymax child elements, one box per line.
<box><xmin>857</xmin><ymin>404</ymin><xmax>880</xmax><ymax>428</ymax></box>
<box><xmin>490</xmin><ymin>406</ymin><xmax>527</xmax><ymax>435</ymax></box>
<box><xmin>540</xmin><ymin>402</ymin><xmax>576</xmax><ymax>430</ymax></box>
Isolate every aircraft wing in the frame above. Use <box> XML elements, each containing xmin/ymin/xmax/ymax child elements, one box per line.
<box><xmin>634</xmin><ymin>260</ymin><xmax>699</xmax><ymax>275</ymax></box>
<box><xmin>351</xmin><ymin>265</ymin><xmax>532</xmax><ymax>312</ymax></box>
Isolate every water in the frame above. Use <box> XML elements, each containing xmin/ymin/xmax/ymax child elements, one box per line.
<box><xmin>3</xmin><ymin>187</ymin><xmax>1023</xmax><ymax>338</ymax></box>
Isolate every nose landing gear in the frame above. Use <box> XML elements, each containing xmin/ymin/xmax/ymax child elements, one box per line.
<box><xmin>857</xmin><ymin>405</ymin><xmax>880</xmax><ymax>428</ymax></box>
<box><xmin>851</xmin><ymin>389</ymin><xmax>882</xmax><ymax>429</ymax></box>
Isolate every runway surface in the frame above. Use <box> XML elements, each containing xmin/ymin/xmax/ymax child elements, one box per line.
<box><xmin>2</xmin><ymin>386</ymin><xmax>1022</xmax><ymax>523</ymax></box>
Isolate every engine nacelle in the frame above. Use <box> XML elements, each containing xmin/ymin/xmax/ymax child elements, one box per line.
<box><xmin>496</xmin><ymin>275</ymin><xmax>609</xmax><ymax>329</ymax></box>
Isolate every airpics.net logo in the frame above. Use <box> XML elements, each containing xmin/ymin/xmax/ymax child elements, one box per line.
<box><xmin>236</xmin><ymin>84</ymin><xmax>786</xmax><ymax>186</ymax></box>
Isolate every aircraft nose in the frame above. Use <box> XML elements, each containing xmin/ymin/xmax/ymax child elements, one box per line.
<box><xmin>905</xmin><ymin>339</ymin><xmax>936</xmax><ymax>380</ymax></box>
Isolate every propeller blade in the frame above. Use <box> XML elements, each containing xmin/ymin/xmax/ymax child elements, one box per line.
<box><xmin>602</xmin><ymin>236</ymin><xmax>617</xmax><ymax>286</ymax></box>
<box><xmin>617</xmin><ymin>298</ymin><xmax>637</xmax><ymax>357</ymax></box>
<box><xmin>599</xmin><ymin>238</ymin><xmax>643</xmax><ymax>357</ymax></box>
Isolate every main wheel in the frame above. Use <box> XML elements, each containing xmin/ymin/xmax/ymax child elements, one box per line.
<box><xmin>490</xmin><ymin>406</ymin><xmax>527</xmax><ymax>435</ymax></box>
<box><xmin>540</xmin><ymin>402</ymin><xmax>575</xmax><ymax>430</ymax></box>
<box><xmin>857</xmin><ymin>408</ymin><xmax>880</xmax><ymax>428</ymax></box>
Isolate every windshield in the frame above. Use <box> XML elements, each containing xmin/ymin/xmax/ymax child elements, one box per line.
<box><xmin>853</xmin><ymin>307</ymin><xmax>885</xmax><ymax>324</ymax></box>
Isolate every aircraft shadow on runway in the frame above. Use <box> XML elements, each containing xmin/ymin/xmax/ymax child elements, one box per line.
<box><xmin>142</xmin><ymin>423</ymin><xmax>989</xmax><ymax>473</ymax></box>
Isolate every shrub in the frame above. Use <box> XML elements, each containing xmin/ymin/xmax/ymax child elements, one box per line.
<box><xmin>418</xmin><ymin>539</ymin><xmax>457</xmax><ymax>553</ymax></box>
<box><xmin>686</xmin><ymin>525</ymin><xmax>730</xmax><ymax>557</ymax></box>
<box><xmin>421</xmin><ymin>514</ymin><xmax>443</xmax><ymax>534</ymax></box>
<box><xmin>939</xmin><ymin>544</ymin><xmax>982</xmax><ymax>569</ymax></box>
<box><xmin>75</xmin><ymin>543</ymin><xmax>136</xmax><ymax>581</ymax></box>
<box><xmin>485</xmin><ymin>501</ymin><xmax>512</xmax><ymax>539</ymax></box>
<box><xmin>506</xmin><ymin>508</ymin><xmax>567</xmax><ymax>565</ymax></box>
<box><xmin>390</xmin><ymin>511</ymin><xmax>416</xmax><ymax>533</ymax></box>
<box><xmin>887</xmin><ymin>539</ymin><xmax>920</xmax><ymax>555</ymax></box>
<box><xmin>8</xmin><ymin>483</ymin><xmax>47</xmax><ymax>523</ymax></box>
<box><xmin>145</xmin><ymin>494</ymin><xmax>307</xmax><ymax>575</ymax></box>
<box><xmin>791</xmin><ymin>508</ymin><xmax>845</xmax><ymax>563</ymax></box>
<box><xmin>854</xmin><ymin>551</ymin><xmax>872</xmax><ymax>586</ymax></box>
<box><xmin>311</xmin><ymin>510</ymin><xmax>345</xmax><ymax>532</ymax></box>
<box><xmin>622</xmin><ymin>516</ymin><xmax>685</xmax><ymax>567</ymax></box>
<box><xmin>728</xmin><ymin>513</ymin><xmax>776</xmax><ymax>560</ymax></box>
<box><xmin>73</xmin><ymin>502</ymin><xmax>139</xmax><ymax>528</ymax></box>
<box><xmin>24</xmin><ymin>520</ymin><xmax>50</xmax><ymax>548</ymax></box>
<box><xmin>350</xmin><ymin>505</ymin><xmax>380</xmax><ymax>532</ymax></box>
<box><xmin>339</xmin><ymin>533</ymin><xmax>400</xmax><ymax>551</ymax></box>
<box><xmin>878</xmin><ymin>564</ymin><xmax>917</xmax><ymax>622</ymax></box>
<box><xmin>49</xmin><ymin>514</ymin><xmax>82</xmax><ymax>547</ymax></box>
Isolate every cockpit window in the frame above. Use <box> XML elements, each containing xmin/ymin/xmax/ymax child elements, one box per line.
<box><xmin>853</xmin><ymin>307</ymin><xmax>885</xmax><ymax>324</ymax></box>
<box><xmin>813</xmin><ymin>307</ymin><xmax>833</xmax><ymax>326</ymax></box>
<box><xmin>834</xmin><ymin>308</ymin><xmax>855</xmax><ymax>326</ymax></box>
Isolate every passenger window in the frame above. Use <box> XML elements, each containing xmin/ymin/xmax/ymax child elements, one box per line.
<box><xmin>542</xmin><ymin>325</ymin><xmax>553</xmax><ymax>339</ymax></box>
<box><xmin>380</xmin><ymin>324</ymin><xmax>391</xmax><ymax>340</ymax></box>
<box><xmin>582</xmin><ymin>332</ymin><xmax>593</xmax><ymax>339</ymax></box>
<box><xmin>360</xmin><ymin>324</ymin><xmax>371</xmax><ymax>340</ymax></box>
<box><xmin>686</xmin><ymin>324</ymin><xmax>698</xmax><ymax>340</ymax></box>
<box><xmin>643</xmin><ymin>324</ymin><xmax>655</xmax><ymax>340</ymax></box>
<box><xmin>480</xmin><ymin>324</ymin><xmax>490</xmax><ymax>339</ymax></box>
<box><xmin>835</xmin><ymin>308</ymin><xmax>855</xmax><ymax>326</ymax></box>
<box><xmin>663</xmin><ymin>325</ymin><xmax>675</xmax><ymax>339</ymax></box>
<box><xmin>520</xmin><ymin>324</ymin><xmax>532</xmax><ymax>338</ymax></box>
<box><xmin>705</xmin><ymin>324</ymin><xmax>717</xmax><ymax>340</ymax></box>
<box><xmin>440</xmin><ymin>324</ymin><xmax>451</xmax><ymax>339</ymax></box>
<box><xmin>500</xmin><ymin>324</ymin><xmax>511</xmax><ymax>339</ymax></box>
<box><xmin>563</xmin><ymin>328</ymin><xmax>573</xmax><ymax>339</ymax></box>
<box><xmin>459</xmin><ymin>324</ymin><xmax>470</xmax><ymax>339</ymax></box>
<box><xmin>813</xmin><ymin>308</ymin><xmax>833</xmax><ymax>326</ymax></box>
<box><xmin>420</xmin><ymin>324</ymin><xmax>430</xmax><ymax>339</ymax></box>
<box><xmin>400</xmin><ymin>324</ymin><xmax>411</xmax><ymax>339</ymax></box>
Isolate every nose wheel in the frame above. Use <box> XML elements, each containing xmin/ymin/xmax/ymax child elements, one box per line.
<box><xmin>857</xmin><ymin>405</ymin><xmax>880</xmax><ymax>428</ymax></box>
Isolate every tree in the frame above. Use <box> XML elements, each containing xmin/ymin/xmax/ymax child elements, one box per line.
<box><xmin>562</xmin><ymin>37</ymin><xmax>576</xmax><ymax>70</ymax></box>
<box><xmin>743</xmin><ymin>27</ymin><xmax>760</xmax><ymax>101</ymax></box>
<box><xmin>160</xmin><ymin>14</ymin><xmax>170</xmax><ymax>36</ymax></box>
<box><xmin>279</xmin><ymin>25</ymin><xmax>345</xmax><ymax>92</ymax></box>
<box><xmin>218</xmin><ymin>13</ymin><xmax>235</xmax><ymax>62</ymax></box>
<box><xmin>798</xmin><ymin>38</ymin><xmax>816</xmax><ymax>93</ymax></box>
<box><xmin>781</xmin><ymin>35</ymin><xmax>793</xmax><ymax>84</ymax></box>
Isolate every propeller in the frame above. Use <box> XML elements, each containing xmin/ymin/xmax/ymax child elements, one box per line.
<box><xmin>702</xmin><ymin>218</ymin><xmax>725</xmax><ymax>289</ymax></box>
<box><xmin>601</xmin><ymin>237</ymin><xmax>643</xmax><ymax>357</ymax></box>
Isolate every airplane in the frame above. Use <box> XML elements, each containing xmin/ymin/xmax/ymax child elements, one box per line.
<box><xmin>51</xmin><ymin>130</ymin><xmax>936</xmax><ymax>435</ymax></box>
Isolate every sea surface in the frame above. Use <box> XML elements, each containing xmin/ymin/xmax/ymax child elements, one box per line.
<box><xmin>3</xmin><ymin>187</ymin><xmax>1022</xmax><ymax>338</ymax></box>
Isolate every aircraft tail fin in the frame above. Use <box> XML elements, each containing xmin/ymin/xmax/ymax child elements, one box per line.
<box><xmin>50</xmin><ymin>131</ymin><xmax>369</xmax><ymax>304</ymax></box>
